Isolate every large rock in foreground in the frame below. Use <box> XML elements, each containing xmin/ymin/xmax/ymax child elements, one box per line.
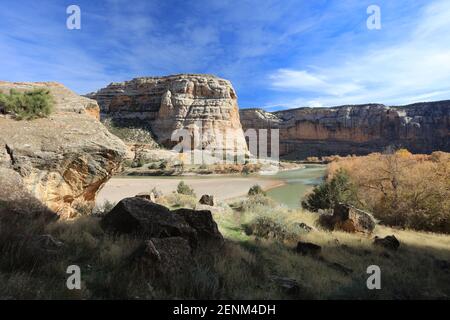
<box><xmin>319</xmin><ymin>203</ymin><xmax>376</xmax><ymax>234</ymax></box>
<box><xmin>101</xmin><ymin>197</ymin><xmax>224</xmax><ymax>248</ymax></box>
<box><xmin>0</xmin><ymin>82</ymin><xmax>127</xmax><ymax>218</ymax></box>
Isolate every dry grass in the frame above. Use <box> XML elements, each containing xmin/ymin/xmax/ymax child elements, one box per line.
<box><xmin>1</xmin><ymin>193</ymin><xmax>449</xmax><ymax>299</ymax></box>
<box><xmin>216</xmin><ymin>201</ymin><xmax>450</xmax><ymax>299</ymax></box>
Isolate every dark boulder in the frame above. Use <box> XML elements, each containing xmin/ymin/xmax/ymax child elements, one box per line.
<box><xmin>334</xmin><ymin>203</ymin><xmax>376</xmax><ymax>233</ymax></box>
<box><xmin>172</xmin><ymin>208</ymin><xmax>224</xmax><ymax>247</ymax></box>
<box><xmin>319</xmin><ymin>203</ymin><xmax>376</xmax><ymax>234</ymax></box>
<box><xmin>373</xmin><ymin>235</ymin><xmax>400</xmax><ymax>250</ymax></box>
<box><xmin>101</xmin><ymin>197</ymin><xmax>224</xmax><ymax>249</ymax></box>
<box><xmin>199</xmin><ymin>194</ymin><xmax>214</xmax><ymax>206</ymax></box>
<box><xmin>101</xmin><ymin>197</ymin><xmax>197</xmax><ymax>244</ymax></box>
<box><xmin>296</xmin><ymin>241</ymin><xmax>322</xmax><ymax>257</ymax></box>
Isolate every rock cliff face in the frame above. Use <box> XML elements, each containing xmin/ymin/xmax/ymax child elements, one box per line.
<box><xmin>0</xmin><ymin>82</ymin><xmax>127</xmax><ymax>218</ymax></box>
<box><xmin>87</xmin><ymin>74</ymin><xmax>248</xmax><ymax>157</ymax></box>
<box><xmin>240</xmin><ymin>101</ymin><xmax>450</xmax><ymax>159</ymax></box>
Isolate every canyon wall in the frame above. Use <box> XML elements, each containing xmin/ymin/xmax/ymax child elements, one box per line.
<box><xmin>240</xmin><ymin>102</ymin><xmax>450</xmax><ymax>159</ymax></box>
<box><xmin>0</xmin><ymin>82</ymin><xmax>127</xmax><ymax>218</ymax></box>
<box><xmin>87</xmin><ymin>74</ymin><xmax>248</xmax><ymax>158</ymax></box>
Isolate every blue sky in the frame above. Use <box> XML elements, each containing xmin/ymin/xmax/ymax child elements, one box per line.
<box><xmin>1</xmin><ymin>0</ymin><xmax>450</xmax><ymax>110</ymax></box>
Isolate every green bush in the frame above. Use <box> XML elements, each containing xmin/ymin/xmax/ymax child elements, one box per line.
<box><xmin>0</xmin><ymin>89</ymin><xmax>54</xmax><ymax>120</ymax></box>
<box><xmin>301</xmin><ymin>169</ymin><xmax>358</xmax><ymax>212</ymax></box>
<box><xmin>131</xmin><ymin>158</ymin><xmax>146</xmax><ymax>168</ymax></box>
<box><xmin>244</xmin><ymin>216</ymin><xmax>287</xmax><ymax>240</ymax></box>
<box><xmin>177</xmin><ymin>181</ymin><xmax>196</xmax><ymax>197</ymax></box>
<box><xmin>248</xmin><ymin>184</ymin><xmax>266</xmax><ymax>197</ymax></box>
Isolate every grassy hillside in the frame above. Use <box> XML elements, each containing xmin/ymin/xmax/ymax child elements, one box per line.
<box><xmin>1</xmin><ymin>192</ymin><xmax>449</xmax><ymax>299</ymax></box>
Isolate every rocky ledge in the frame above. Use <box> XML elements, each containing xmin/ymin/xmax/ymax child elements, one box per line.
<box><xmin>240</xmin><ymin>101</ymin><xmax>450</xmax><ymax>159</ymax></box>
<box><xmin>0</xmin><ymin>82</ymin><xmax>127</xmax><ymax>219</ymax></box>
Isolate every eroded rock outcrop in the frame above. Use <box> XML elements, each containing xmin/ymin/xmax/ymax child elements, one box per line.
<box><xmin>87</xmin><ymin>74</ymin><xmax>248</xmax><ymax>158</ymax></box>
<box><xmin>0</xmin><ymin>82</ymin><xmax>127</xmax><ymax>218</ymax></box>
<box><xmin>101</xmin><ymin>197</ymin><xmax>224</xmax><ymax>249</ymax></box>
<box><xmin>240</xmin><ymin>102</ymin><xmax>450</xmax><ymax>159</ymax></box>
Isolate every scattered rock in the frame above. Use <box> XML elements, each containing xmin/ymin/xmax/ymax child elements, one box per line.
<box><xmin>199</xmin><ymin>194</ymin><xmax>214</xmax><ymax>206</ymax></box>
<box><xmin>334</xmin><ymin>203</ymin><xmax>376</xmax><ymax>233</ymax></box>
<box><xmin>373</xmin><ymin>235</ymin><xmax>400</xmax><ymax>250</ymax></box>
<box><xmin>296</xmin><ymin>241</ymin><xmax>322</xmax><ymax>257</ymax></box>
<box><xmin>295</xmin><ymin>222</ymin><xmax>315</xmax><ymax>233</ymax></box>
<box><xmin>34</xmin><ymin>234</ymin><xmax>64</xmax><ymax>250</ymax></box>
<box><xmin>135</xmin><ymin>192</ymin><xmax>156</xmax><ymax>202</ymax></box>
<box><xmin>319</xmin><ymin>203</ymin><xmax>376</xmax><ymax>234</ymax></box>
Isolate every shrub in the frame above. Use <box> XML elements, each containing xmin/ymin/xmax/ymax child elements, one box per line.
<box><xmin>93</xmin><ymin>200</ymin><xmax>117</xmax><ymax>216</ymax></box>
<box><xmin>131</xmin><ymin>158</ymin><xmax>146</xmax><ymax>168</ymax></box>
<box><xmin>0</xmin><ymin>89</ymin><xmax>54</xmax><ymax>120</ymax></box>
<box><xmin>157</xmin><ymin>193</ymin><xmax>197</xmax><ymax>209</ymax></box>
<box><xmin>177</xmin><ymin>181</ymin><xmax>196</xmax><ymax>197</ymax></box>
<box><xmin>150</xmin><ymin>187</ymin><xmax>163</xmax><ymax>199</ymax></box>
<box><xmin>327</xmin><ymin>151</ymin><xmax>450</xmax><ymax>233</ymax></box>
<box><xmin>248</xmin><ymin>184</ymin><xmax>266</xmax><ymax>197</ymax></box>
<box><xmin>240</xmin><ymin>194</ymin><xmax>277</xmax><ymax>213</ymax></box>
<box><xmin>244</xmin><ymin>216</ymin><xmax>292</xmax><ymax>240</ymax></box>
<box><xmin>159</xmin><ymin>160</ymin><xmax>169</xmax><ymax>170</ymax></box>
<box><xmin>301</xmin><ymin>169</ymin><xmax>358</xmax><ymax>212</ymax></box>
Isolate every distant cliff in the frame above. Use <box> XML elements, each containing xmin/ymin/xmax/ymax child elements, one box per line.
<box><xmin>240</xmin><ymin>101</ymin><xmax>450</xmax><ymax>159</ymax></box>
<box><xmin>87</xmin><ymin>74</ymin><xmax>248</xmax><ymax>156</ymax></box>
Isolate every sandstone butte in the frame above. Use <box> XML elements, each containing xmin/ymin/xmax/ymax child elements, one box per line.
<box><xmin>86</xmin><ymin>74</ymin><xmax>249</xmax><ymax>157</ymax></box>
<box><xmin>0</xmin><ymin>81</ymin><xmax>127</xmax><ymax>219</ymax></box>
<box><xmin>239</xmin><ymin>102</ymin><xmax>450</xmax><ymax>159</ymax></box>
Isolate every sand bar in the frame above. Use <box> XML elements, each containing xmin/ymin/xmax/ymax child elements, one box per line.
<box><xmin>96</xmin><ymin>176</ymin><xmax>284</xmax><ymax>205</ymax></box>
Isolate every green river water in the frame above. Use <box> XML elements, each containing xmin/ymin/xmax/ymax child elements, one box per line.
<box><xmin>264</xmin><ymin>165</ymin><xmax>326</xmax><ymax>208</ymax></box>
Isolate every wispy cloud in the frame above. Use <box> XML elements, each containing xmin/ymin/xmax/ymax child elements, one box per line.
<box><xmin>0</xmin><ymin>0</ymin><xmax>448</xmax><ymax>109</ymax></box>
<box><xmin>267</xmin><ymin>0</ymin><xmax>450</xmax><ymax>108</ymax></box>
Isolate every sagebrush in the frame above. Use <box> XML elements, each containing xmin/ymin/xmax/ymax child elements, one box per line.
<box><xmin>0</xmin><ymin>89</ymin><xmax>54</xmax><ymax>120</ymax></box>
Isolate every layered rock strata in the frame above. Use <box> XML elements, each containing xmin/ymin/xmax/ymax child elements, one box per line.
<box><xmin>87</xmin><ymin>74</ymin><xmax>248</xmax><ymax>159</ymax></box>
<box><xmin>240</xmin><ymin>101</ymin><xmax>450</xmax><ymax>159</ymax></box>
<box><xmin>0</xmin><ymin>82</ymin><xmax>127</xmax><ymax>218</ymax></box>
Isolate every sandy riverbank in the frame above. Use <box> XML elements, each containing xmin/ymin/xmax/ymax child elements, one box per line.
<box><xmin>96</xmin><ymin>176</ymin><xmax>284</xmax><ymax>206</ymax></box>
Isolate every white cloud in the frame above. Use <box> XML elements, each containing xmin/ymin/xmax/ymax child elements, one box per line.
<box><xmin>268</xmin><ymin>0</ymin><xmax>450</xmax><ymax>108</ymax></box>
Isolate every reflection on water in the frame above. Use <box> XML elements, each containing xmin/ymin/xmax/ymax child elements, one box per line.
<box><xmin>264</xmin><ymin>165</ymin><xmax>327</xmax><ymax>208</ymax></box>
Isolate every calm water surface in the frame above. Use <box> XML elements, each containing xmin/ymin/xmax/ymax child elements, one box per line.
<box><xmin>264</xmin><ymin>165</ymin><xmax>326</xmax><ymax>208</ymax></box>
